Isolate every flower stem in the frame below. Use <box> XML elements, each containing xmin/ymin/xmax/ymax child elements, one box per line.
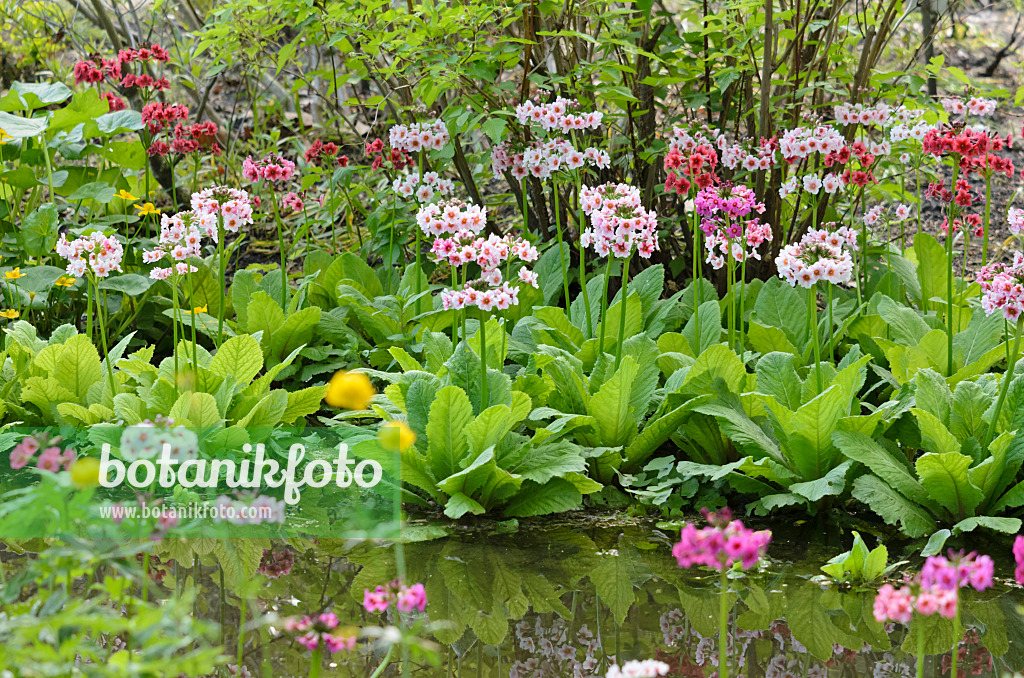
<box><xmin>983</xmin><ymin>167</ymin><xmax>992</xmax><ymax>266</ymax></box>
<box><xmin>726</xmin><ymin>248</ymin><xmax>735</xmax><ymax>350</ymax></box>
<box><xmin>553</xmin><ymin>177</ymin><xmax>571</xmax><ymax>314</ymax></box>
<box><xmin>809</xmin><ymin>283</ymin><xmax>822</xmax><ymax>393</ymax></box>
<box><xmin>693</xmin><ymin>208</ymin><xmax>701</xmax><ymax>353</ymax></box>
<box><xmin>576</xmin><ymin>177</ymin><xmax>593</xmax><ymax>337</ymax></box>
<box><xmin>738</xmin><ymin>255</ymin><xmax>747</xmax><ymax>355</ymax></box>
<box><xmin>270</xmin><ymin>190</ymin><xmax>289</xmax><ymax>306</ymax></box>
<box><xmin>614</xmin><ymin>253</ymin><xmax>631</xmax><ymax>370</ymax></box>
<box><xmin>415</xmin><ymin>153</ymin><xmax>425</xmax><ymax>315</ymax></box>
<box><xmin>309</xmin><ymin>646</ymin><xmax>322</xmax><ymax>678</ymax></box>
<box><xmin>217</xmin><ymin>221</ymin><xmax>226</xmax><ymax>347</ymax></box>
<box><xmin>984</xmin><ymin>316</ymin><xmax>1023</xmax><ymax>451</ymax></box>
<box><xmin>916</xmin><ymin>613</ymin><xmax>924</xmax><ymax>678</ymax></box>
<box><xmin>479</xmin><ymin>310</ymin><xmax>489</xmax><ymax>410</ymax></box>
<box><xmin>950</xmin><ymin>592</ymin><xmax>960</xmax><ymax>678</ymax></box>
<box><xmin>946</xmin><ymin>160</ymin><xmax>960</xmax><ymax>378</ymax></box>
<box><xmin>827</xmin><ymin>284</ymin><xmax>834</xmax><ymax>364</ymax></box>
<box><xmin>599</xmin><ymin>257</ymin><xmax>612</xmax><ymax>357</ymax></box>
<box><xmin>719</xmin><ymin>565</ymin><xmax>729</xmax><ymax>678</ymax></box>
<box><xmin>99</xmin><ymin>288</ymin><xmax>116</xmax><ymax>397</ymax></box>
<box><xmin>237</xmin><ymin>594</ymin><xmax>247</xmax><ymax>671</ymax></box>
<box><xmin>369</xmin><ymin>645</ymin><xmax>394</xmax><ymax>678</ymax></box>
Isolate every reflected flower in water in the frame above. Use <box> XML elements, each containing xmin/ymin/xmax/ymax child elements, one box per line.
<box><xmin>605</xmin><ymin>659</ymin><xmax>670</xmax><ymax>678</ymax></box>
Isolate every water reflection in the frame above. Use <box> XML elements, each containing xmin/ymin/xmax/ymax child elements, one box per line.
<box><xmin>255</xmin><ymin>524</ymin><xmax>1024</xmax><ymax>677</ymax></box>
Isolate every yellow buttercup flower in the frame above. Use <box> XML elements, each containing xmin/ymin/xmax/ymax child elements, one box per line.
<box><xmin>186</xmin><ymin>305</ymin><xmax>208</xmax><ymax>314</ymax></box>
<box><xmin>0</xmin><ymin>128</ymin><xmax>11</xmax><ymax>143</ymax></box>
<box><xmin>0</xmin><ymin>309</ymin><xmax>19</xmax><ymax>319</ymax></box>
<box><xmin>4</xmin><ymin>267</ymin><xmax>24</xmax><ymax>280</ymax></box>
<box><xmin>134</xmin><ymin>202</ymin><xmax>161</xmax><ymax>216</ymax></box>
<box><xmin>379</xmin><ymin>420</ymin><xmax>416</xmax><ymax>452</ymax></box>
<box><xmin>115</xmin><ymin>189</ymin><xmax>138</xmax><ymax>201</ymax></box>
<box><xmin>324</xmin><ymin>370</ymin><xmax>375</xmax><ymax>410</ymax></box>
<box><xmin>55</xmin><ymin>275</ymin><xmax>77</xmax><ymax>288</ymax></box>
<box><xmin>70</xmin><ymin>457</ymin><xmax>101</xmax><ymax>488</ymax></box>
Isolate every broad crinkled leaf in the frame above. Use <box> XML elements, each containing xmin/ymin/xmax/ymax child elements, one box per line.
<box><xmin>915</xmin><ymin>452</ymin><xmax>983</xmax><ymax>520</ymax></box>
<box><xmin>426</xmin><ymin>385</ymin><xmax>474</xmax><ymax>480</ymax></box>
<box><xmin>209</xmin><ymin>334</ymin><xmax>264</xmax><ymax>385</ymax></box>
<box><xmin>586</xmin><ymin>356</ymin><xmax>639</xmax><ymax>447</ymax></box>
<box><xmin>832</xmin><ymin>431</ymin><xmax>932</xmax><ymax>506</ymax></box>
<box><xmin>851</xmin><ymin>475</ymin><xmax>936</xmax><ymax>538</ymax></box>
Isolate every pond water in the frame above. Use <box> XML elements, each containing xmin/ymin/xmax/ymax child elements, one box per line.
<box><xmin>228</xmin><ymin>520</ymin><xmax>1024</xmax><ymax>677</ymax></box>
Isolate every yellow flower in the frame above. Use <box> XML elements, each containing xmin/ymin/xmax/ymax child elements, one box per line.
<box><xmin>0</xmin><ymin>128</ymin><xmax>11</xmax><ymax>143</ymax></box>
<box><xmin>186</xmin><ymin>305</ymin><xmax>208</xmax><ymax>314</ymax></box>
<box><xmin>70</xmin><ymin>457</ymin><xmax>101</xmax><ymax>488</ymax></box>
<box><xmin>134</xmin><ymin>202</ymin><xmax>161</xmax><ymax>216</ymax></box>
<box><xmin>379</xmin><ymin>420</ymin><xmax>416</xmax><ymax>452</ymax></box>
<box><xmin>324</xmin><ymin>370</ymin><xmax>375</xmax><ymax>410</ymax></box>
<box><xmin>0</xmin><ymin>309</ymin><xmax>19</xmax><ymax>319</ymax></box>
<box><xmin>4</xmin><ymin>267</ymin><xmax>24</xmax><ymax>280</ymax></box>
<box><xmin>55</xmin><ymin>275</ymin><xmax>77</xmax><ymax>288</ymax></box>
<box><xmin>115</xmin><ymin>189</ymin><xmax>138</xmax><ymax>201</ymax></box>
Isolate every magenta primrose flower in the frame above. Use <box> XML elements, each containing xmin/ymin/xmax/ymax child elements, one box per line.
<box><xmin>873</xmin><ymin>582</ymin><xmax>957</xmax><ymax>624</ymax></box>
<box><xmin>362</xmin><ymin>580</ymin><xmax>428</xmax><ymax>614</ymax></box>
<box><xmin>1013</xmin><ymin>536</ymin><xmax>1024</xmax><ymax>585</ymax></box>
<box><xmin>285</xmin><ymin>612</ymin><xmax>356</xmax><ymax>653</ymax></box>
<box><xmin>672</xmin><ymin>507</ymin><xmax>771</xmax><ymax>571</ymax></box>
<box><xmin>921</xmin><ymin>551</ymin><xmax>994</xmax><ymax>592</ymax></box>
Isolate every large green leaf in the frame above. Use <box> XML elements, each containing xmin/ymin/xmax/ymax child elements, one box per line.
<box><xmin>621</xmin><ymin>398</ymin><xmax>706</xmax><ymax>472</ymax></box>
<box><xmin>851</xmin><ymin>474</ymin><xmax>936</xmax><ymax>538</ymax></box>
<box><xmin>832</xmin><ymin>430</ymin><xmax>932</xmax><ymax>506</ymax></box>
<box><xmin>912</xmin><ymin>408</ymin><xmax>961</xmax><ymax>454</ymax></box>
<box><xmin>465</xmin><ymin>404</ymin><xmax>517</xmax><ymax>456</ymax></box>
<box><xmin>915</xmin><ymin>452</ymin><xmax>983</xmax><ymax>520</ymax></box>
<box><xmin>586</xmin><ymin>356</ymin><xmax>639</xmax><ymax>447</ymax></box>
<box><xmin>269</xmin><ymin>306</ymin><xmax>321</xmax><ymax>365</ymax></box>
<box><xmin>787</xmin><ymin>385</ymin><xmax>846</xmax><ymax>481</ymax></box>
<box><xmin>751</xmin><ymin>277</ymin><xmax>808</xmax><ymax>347</ymax></box>
<box><xmin>501</xmin><ymin>478</ymin><xmax>582</xmax><ymax>517</ymax></box>
<box><xmin>209</xmin><ymin>334</ymin><xmax>264</xmax><ymax>385</ymax></box>
<box><xmin>755</xmin><ymin>352</ymin><xmax>804</xmax><ymax>410</ymax></box>
<box><xmin>681</xmin><ymin>299</ymin><xmax>722</xmax><ymax>355</ymax></box>
<box><xmin>914</xmin><ymin>232</ymin><xmax>949</xmax><ymax>313</ymax></box>
<box><xmin>789</xmin><ymin>459</ymin><xmax>853</xmax><ymax>502</ymax></box>
<box><xmin>54</xmin><ymin>334</ymin><xmax>102</xmax><ymax>400</ymax></box>
<box><xmin>425</xmin><ymin>385</ymin><xmax>474</xmax><ymax>480</ymax></box>
<box><xmin>681</xmin><ymin>344</ymin><xmax>746</xmax><ymax>396</ymax></box>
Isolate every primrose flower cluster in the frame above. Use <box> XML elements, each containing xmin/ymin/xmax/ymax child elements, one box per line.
<box><xmin>437</xmin><ymin>233</ymin><xmax>540</xmax><ymax>311</ymax></box>
<box><xmin>362</xmin><ymin>580</ymin><xmax>427</xmax><ymax>614</ymax></box>
<box><xmin>416</xmin><ymin>199</ymin><xmax>487</xmax><ymax>237</ymax></box>
<box><xmin>55</xmin><ymin>231</ymin><xmax>125</xmax><ymax>278</ymax></box>
<box><xmin>694</xmin><ymin>183</ymin><xmax>771</xmax><ymax>268</ymax></box>
<box><xmin>119</xmin><ymin>417</ymin><xmax>199</xmax><ymax>462</ymax></box>
<box><xmin>285</xmin><ymin>612</ymin><xmax>357</xmax><ymax>653</ymax></box>
<box><xmin>242</xmin><ymin>154</ymin><xmax>297</xmax><ymax>183</ymax></box>
<box><xmin>393</xmin><ymin>170</ymin><xmax>455</xmax><ymax>203</ymax></box>
<box><xmin>775</xmin><ymin>227</ymin><xmax>857</xmax><ymax>288</ymax></box>
<box><xmin>941</xmin><ymin>96</ymin><xmax>998</xmax><ymax>117</ymax></box>
<box><xmin>874</xmin><ymin>551</ymin><xmax>993</xmax><ymax>624</ymax></box>
<box><xmin>977</xmin><ymin>252</ymin><xmax>1024</xmax><ymax>322</ymax></box>
<box><xmin>9</xmin><ymin>433</ymin><xmax>74</xmax><ymax>472</ymax></box>
<box><xmin>514</xmin><ymin>97</ymin><xmax>604</xmax><ymax>133</ymax></box>
<box><xmin>511</xmin><ymin>617</ymin><xmax>601</xmax><ymax>678</ymax></box>
<box><xmin>143</xmin><ymin>188</ymin><xmax>255</xmax><ymax>279</ymax></box>
<box><xmin>580</xmin><ymin>183</ymin><xmax>659</xmax><ymax>258</ymax></box>
<box><xmin>388</xmin><ymin>119</ymin><xmax>450</xmax><ymax>153</ymax></box>
<box><xmin>671</xmin><ymin>507</ymin><xmax>772</xmax><ymax>571</ymax></box>
<box><xmin>492</xmin><ymin>138</ymin><xmax>610</xmax><ymax>180</ymax></box>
